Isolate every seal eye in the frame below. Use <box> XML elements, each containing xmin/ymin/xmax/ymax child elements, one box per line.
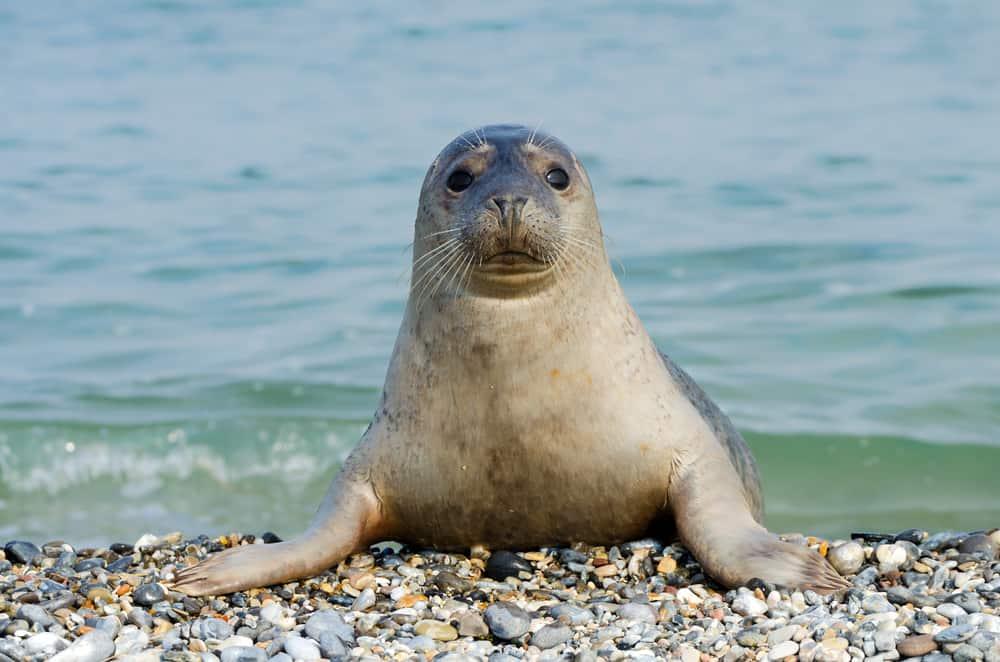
<box><xmin>447</xmin><ymin>170</ymin><xmax>474</xmax><ymax>192</ymax></box>
<box><xmin>546</xmin><ymin>168</ymin><xmax>570</xmax><ymax>190</ymax></box>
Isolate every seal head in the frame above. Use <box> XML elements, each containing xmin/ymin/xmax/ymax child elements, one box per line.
<box><xmin>412</xmin><ymin>124</ymin><xmax>600</xmax><ymax>299</ymax></box>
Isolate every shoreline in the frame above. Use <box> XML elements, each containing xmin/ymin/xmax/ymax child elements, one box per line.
<box><xmin>0</xmin><ymin>530</ymin><xmax>997</xmax><ymax>661</ymax></box>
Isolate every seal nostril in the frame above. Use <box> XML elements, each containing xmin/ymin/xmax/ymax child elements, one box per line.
<box><xmin>491</xmin><ymin>197</ymin><xmax>509</xmax><ymax>220</ymax></box>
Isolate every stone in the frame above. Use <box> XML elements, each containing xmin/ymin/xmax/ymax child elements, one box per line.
<box><xmin>484</xmin><ymin>602</ymin><xmax>531</xmax><ymax>640</ymax></box>
<box><xmin>768</xmin><ymin>640</ymin><xmax>798</xmax><ymax>660</ymax></box>
<box><xmin>959</xmin><ymin>534</ymin><xmax>997</xmax><ymax>558</ymax></box>
<box><xmin>736</xmin><ymin>628</ymin><xmax>767</xmax><ymax>648</ymax></box>
<box><xmin>935</xmin><ymin>623</ymin><xmax>976</xmax><ymax>644</ymax></box>
<box><xmin>827</xmin><ymin>542</ymin><xmax>865</xmax><ymax>576</ymax></box>
<box><xmin>49</xmin><ymin>630</ymin><xmax>115</xmax><ymax>662</ymax></box>
<box><xmin>127</xmin><ymin>607</ymin><xmax>153</xmax><ymax>630</ymax></box>
<box><xmin>24</xmin><ymin>632</ymin><xmax>69</xmax><ymax>657</ymax></box>
<box><xmin>3</xmin><ymin>540</ymin><xmax>41</xmax><ymax>564</ymax></box>
<box><xmin>114</xmin><ymin>626</ymin><xmax>149</xmax><ymax>656</ymax></box>
<box><xmin>352</xmin><ymin>587</ymin><xmax>376</xmax><ymax>611</ymax></box>
<box><xmin>304</xmin><ymin>609</ymin><xmax>354</xmax><ymax>645</ymax></box>
<box><xmin>16</xmin><ymin>603</ymin><xmax>55</xmax><ymax>627</ymax></box>
<box><xmin>485</xmin><ymin>550</ymin><xmax>533</xmax><ymax>581</ymax></box>
<box><xmin>219</xmin><ymin>647</ymin><xmax>267</xmax><ymax>662</ymax></box>
<box><xmin>732</xmin><ymin>589</ymin><xmax>768</xmax><ymax>617</ymax></box>
<box><xmin>458</xmin><ymin>611</ymin><xmax>490</xmax><ymax>637</ymax></box>
<box><xmin>531</xmin><ymin>623</ymin><xmax>571</xmax><ymax>649</ymax></box>
<box><xmin>132</xmin><ymin>582</ymin><xmax>167</xmax><ymax>606</ymax></box>
<box><xmin>876</xmin><ymin>543</ymin><xmax>908</xmax><ymax>567</ymax></box>
<box><xmin>433</xmin><ymin>571</ymin><xmax>474</xmax><ymax>593</ymax></box>
<box><xmin>768</xmin><ymin>624</ymin><xmax>799</xmax><ymax>646</ymax></box>
<box><xmin>874</xmin><ymin>630</ymin><xmax>897</xmax><ymax>652</ymax></box>
<box><xmin>617</xmin><ymin>602</ymin><xmax>657</xmax><ymax>624</ymax></box>
<box><xmin>898</xmin><ymin>634</ymin><xmax>937</xmax><ymax>656</ymax></box>
<box><xmin>950</xmin><ymin>592</ymin><xmax>983</xmax><ymax>613</ymax></box>
<box><xmin>283</xmin><ymin>636</ymin><xmax>321</xmax><ymax>660</ymax></box>
<box><xmin>193</xmin><ymin>617</ymin><xmax>233</xmax><ymax>640</ymax></box>
<box><xmin>318</xmin><ymin>631</ymin><xmax>347</xmax><ymax>658</ymax></box>
<box><xmin>862</xmin><ymin>594</ymin><xmax>895</xmax><ymax>613</ymax></box>
<box><xmin>954</xmin><ymin>644</ymin><xmax>985</xmax><ymax>662</ymax></box>
<box><xmin>414</xmin><ymin>619</ymin><xmax>458</xmax><ymax>641</ymax></box>
<box><xmin>548</xmin><ymin>604</ymin><xmax>594</xmax><ymax>625</ymax></box>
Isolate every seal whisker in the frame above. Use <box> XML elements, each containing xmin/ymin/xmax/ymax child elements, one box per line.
<box><xmin>422</xmin><ymin>248</ymin><xmax>467</xmax><ymax>306</ymax></box>
<box><xmin>411</xmin><ymin>236</ymin><xmax>462</xmax><ymax>272</ymax></box>
<box><xmin>411</xmin><ymin>242</ymin><xmax>466</xmax><ymax>301</ymax></box>
<box><xmin>458</xmin><ymin>133</ymin><xmax>478</xmax><ymax>151</ymax></box>
<box><xmin>527</xmin><ymin>120</ymin><xmax>544</xmax><ymax>147</ymax></box>
<box><xmin>420</xmin><ymin>227</ymin><xmax>463</xmax><ymax>240</ymax></box>
<box><xmin>414</xmin><ymin>242</ymin><xmax>468</xmax><ymax>309</ymax></box>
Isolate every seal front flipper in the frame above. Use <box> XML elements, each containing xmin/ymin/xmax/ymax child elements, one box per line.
<box><xmin>172</xmin><ymin>477</ymin><xmax>383</xmax><ymax>596</ymax></box>
<box><xmin>668</xmin><ymin>452</ymin><xmax>849</xmax><ymax>594</ymax></box>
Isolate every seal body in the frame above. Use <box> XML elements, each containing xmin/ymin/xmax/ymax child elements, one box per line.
<box><xmin>174</xmin><ymin>125</ymin><xmax>847</xmax><ymax>596</ymax></box>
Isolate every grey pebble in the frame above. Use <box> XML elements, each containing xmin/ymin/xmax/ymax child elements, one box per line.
<box><xmin>352</xmin><ymin>586</ymin><xmax>376</xmax><ymax>611</ymax></box>
<box><xmin>485</xmin><ymin>550</ymin><xmax>533</xmax><ymax>581</ymax></box>
<box><xmin>16</xmin><ymin>603</ymin><xmax>55</xmax><ymax>627</ymax></box>
<box><xmin>192</xmin><ymin>617</ymin><xmax>233</xmax><ymax>640</ymax></box>
<box><xmin>960</xmin><ymin>534</ymin><xmax>997</xmax><ymax>558</ymax></box>
<box><xmin>304</xmin><ymin>609</ymin><xmax>355</xmax><ymax>645</ymax></box>
<box><xmin>131</xmin><ymin>582</ymin><xmax>166</xmax><ymax>606</ymax></box>
<box><xmin>828</xmin><ymin>541</ymin><xmax>865</xmax><ymax>575</ymax></box>
<box><xmin>218</xmin><ymin>647</ymin><xmax>267</xmax><ymax>662</ymax></box>
<box><xmin>548</xmin><ymin>603</ymin><xmax>595</xmax><ymax>625</ymax></box>
<box><xmin>269</xmin><ymin>655</ymin><xmax>292</xmax><ymax>662</ymax></box>
<box><xmin>318</xmin><ymin>631</ymin><xmax>347</xmax><ymax>658</ymax></box>
<box><xmin>3</xmin><ymin>540</ymin><xmax>41</xmax><ymax>564</ymax></box>
<box><xmin>284</xmin><ymin>635</ymin><xmax>321</xmax><ymax>660</ymax></box>
<box><xmin>484</xmin><ymin>602</ymin><xmax>531</xmax><ymax>640</ymax></box>
<box><xmin>935</xmin><ymin>623</ymin><xmax>977</xmax><ymax>643</ymax></box>
<box><xmin>939</xmin><ymin>602</ymin><xmax>970</xmax><ymax>621</ymax></box>
<box><xmin>951</xmin><ymin>592</ymin><xmax>984</xmax><ymax>613</ymax></box>
<box><xmin>954</xmin><ymin>643</ymin><xmax>986</xmax><ymax>662</ymax></box>
<box><xmin>24</xmin><ymin>631</ymin><xmax>69</xmax><ymax>656</ymax></box>
<box><xmin>128</xmin><ymin>607</ymin><xmax>153</xmax><ymax>630</ymax></box>
<box><xmin>862</xmin><ymin>594</ymin><xmax>895</xmax><ymax>613</ymax></box>
<box><xmin>114</xmin><ymin>626</ymin><xmax>150</xmax><ymax>656</ymax></box>
<box><xmin>616</xmin><ymin>602</ymin><xmax>657</xmax><ymax>624</ymax></box>
<box><xmin>48</xmin><ymin>630</ymin><xmax>115</xmax><ymax>662</ymax></box>
<box><xmin>531</xmin><ymin>623</ymin><xmax>572</xmax><ymax>649</ymax></box>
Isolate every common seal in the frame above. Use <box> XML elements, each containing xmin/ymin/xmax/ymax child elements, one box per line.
<box><xmin>173</xmin><ymin>124</ymin><xmax>847</xmax><ymax>596</ymax></box>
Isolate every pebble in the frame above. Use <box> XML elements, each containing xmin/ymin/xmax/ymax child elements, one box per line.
<box><xmin>876</xmin><ymin>543</ymin><xmax>908</xmax><ymax>568</ymax></box>
<box><xmin>415</xmin><ymin>619</ymin><xmax>459</xmax><ymax>641</ymax></box>
<box><xmin>3</xmin><ymin>540</ymin><xmax>41</xmax><ymax>564</ymax></box>
<box><xmin>531</xmin><ymin>623</ymin><xmax>572</xmax><ymax>649</ymax></box>
<box><xmin>24</xmin><ymin>632</ymin><xmax>69</xmax><ymax>657</ymax></box>
<box><xmin>192</xmin><ymin>617</ymin><xmax>233</xmax><ymax>640</ymax></box>
<box><xmin>218</xmin><ymin>647</ymin><xmax>267</xmax><ymax>662</ymax></box>
<box><xmin>485</xmin><ymin>550</ymin><xmax>533</xmax><ymax>581</ymax></box>
<box><xmin>317</xmin><ymin>631</ymin><xmax>347</xmax><ymax>658</ymax></box>
<box><xmin>114</xmin><ymin>626</ymin><xmax>150</xmax><ymax>656</ymax></box>
<box><xmin>131</xmin><ymin>582</ymin><xmax>166</xmax><ymax>606</ymax></box>
<box><xmin>484</xmin><ymin>602</ymin><xmax>531</xmax><ymax>640</ymax></box>
<box><xmin>617</xmin><ymin>602</ymin><xmax>657</xmax><ymax>624</ymax></box>
<box><xmin>16</xmin><ymin>603</ymin><xmax>55</xmax><ymax>627</ymax></box>
<box><xmin>283</xmin><ymin>635</ymin><xmax>321</xmax><ymax>659</ymax></box>
<box><xmin>898</xmin><ymin>633</ymin><xmax>937</xmax><ymax>656</ymax></box>
<box><xmin>458</xmin><ymin>611</ymin><xmax>490</xmax><ymax>637</ymax></box>
<box><xmin>48</xmin><ymin>630</ymin><xmax>115</xmax><ymax>662</ymax></box>
<box><xmin>828</xmin><ymin>541</ymin><xmax>865</xmax><ymax>575</ymax></box>
<box><xmin>304</xmin><ymin>609</ymin><xmax>354</xmax><ymax>645</ymax></box>
<box><xmin>862</xmin><ymin>593</ymin><xmax>896</xmax><ymax>613</ymax></box>
<box><xmin>960</xmin><ymin>534</ymin><xmax>997</xmax><ymax>558</ymax></box>
<box><xmin>732</xmin><ymin>589</ymin><xmax>769</xmax><ymax>617</ymax></box>
<box><xmin>768</xmin><ymin>640</ymin><xmax>798</xmax><ymax>660</ymax></box>
<box><xmin>936</xmin><ymin>623</ymin><xmax>977</xmax><ymax>643</ymax></box>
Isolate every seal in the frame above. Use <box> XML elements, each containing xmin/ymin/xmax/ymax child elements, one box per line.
<box><xmin>173</xmin><ymin>124</ymin><xmax>848</xmax><ymax>596</ymax></box>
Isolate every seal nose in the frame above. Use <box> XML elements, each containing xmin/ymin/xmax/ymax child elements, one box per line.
<box><xmin>490</xmin><ymin>196</ymin><xmax>527</xmax><ymax>227</ymax></box>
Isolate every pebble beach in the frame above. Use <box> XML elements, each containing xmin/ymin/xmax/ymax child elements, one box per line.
<box><xmin>1</xmin><ymin>530</ymin><xmax>998</xmax><ymax>662</ymax></box>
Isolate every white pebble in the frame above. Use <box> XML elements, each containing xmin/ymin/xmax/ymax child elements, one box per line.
<box><xmin>769</xmin><ymin>640</ymin><xmax>799</xmax><ymax>660</ymax></box>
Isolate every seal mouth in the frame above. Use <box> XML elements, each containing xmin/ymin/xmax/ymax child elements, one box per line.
<box><xmin>480</xmin><ymin>251</ymin><xmax>549</xmax><ymax>274</ymax></box>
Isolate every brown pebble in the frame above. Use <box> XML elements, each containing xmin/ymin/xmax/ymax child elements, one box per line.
<box><xmin>657</xmin><ymin>557</ymin><xmax>677</xmax><ymax>574</ymax></box>
<box><xmin>593</xmin><ymin>564</ymin><xmax>618</xmax><ymax>577</ymax></box>
<box><xmin>898</xmin><ymin>634</ymin><xmax>937</xmax><ymax>657</ymax></box>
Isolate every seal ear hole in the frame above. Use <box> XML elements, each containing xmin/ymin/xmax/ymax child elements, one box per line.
<box><xmin>545</xmin><ymin>168</ymin><xmax>570</xmax><ymax>190</ymax></box>
<box><xmin>447</xmin><ymin>170</ymin><xmax>474</xmax><ymax>192</ymax></box>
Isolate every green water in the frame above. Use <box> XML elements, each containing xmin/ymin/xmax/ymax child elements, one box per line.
<box><xmin>1</xmin><ymin>2</ymin><xmax>999</xmax><ymax>546</ymax></box>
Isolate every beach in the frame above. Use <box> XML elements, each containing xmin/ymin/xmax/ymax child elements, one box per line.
<box><xmin>1</xmin><ymin>529</ymin><xmax>998</xmax><ymax>661</ymax></box>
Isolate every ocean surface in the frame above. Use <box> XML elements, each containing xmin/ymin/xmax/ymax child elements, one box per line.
<box><xmin>1</xmin><ymin>2</ymin><xmax>999</xmax><ymax>547</ymax></box>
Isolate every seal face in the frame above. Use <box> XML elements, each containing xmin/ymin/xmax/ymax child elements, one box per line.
<box><xmin>173</xmin><ymin>124</ymin><xmax>848</xmax><ymax>597</ymax></box>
